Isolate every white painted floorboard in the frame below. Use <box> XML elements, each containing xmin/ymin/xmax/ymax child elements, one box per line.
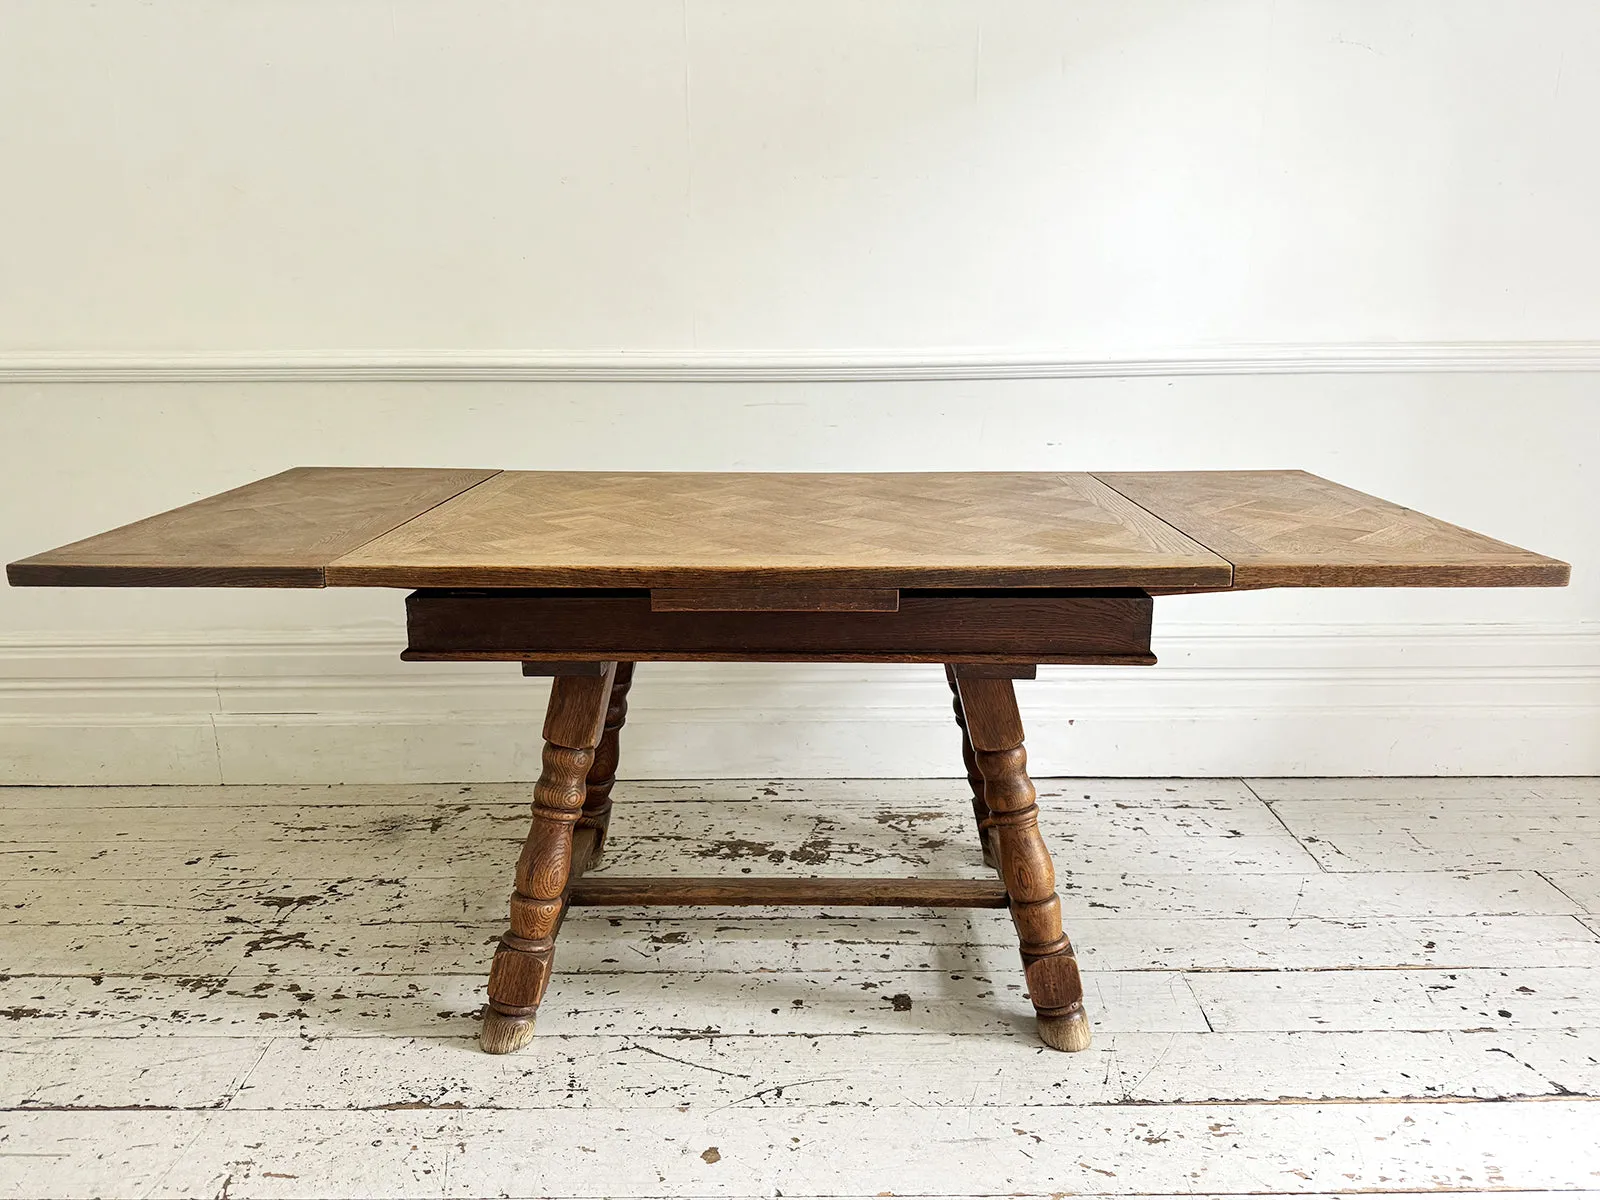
<box><xmin>1</xmin><ymin>777</ymin><xmax>1597</xmax><ymax>1199</ymax></box>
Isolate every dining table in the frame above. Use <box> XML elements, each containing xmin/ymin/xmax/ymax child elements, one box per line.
<box><xmin>7</xmin><ymin>467</ymin><xmax>1569</xmax><ymax>1053</ymax></box>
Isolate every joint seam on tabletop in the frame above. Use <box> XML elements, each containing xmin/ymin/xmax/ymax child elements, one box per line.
<box><xmin>1091</xmin><ymin>471</ymin><xmax>1241</xmax><ymax>587</ymax></box>
<box><xmin>320</xmin><ymin>469</ymin><xmax>504</xmax><ymax>584</ymax></box>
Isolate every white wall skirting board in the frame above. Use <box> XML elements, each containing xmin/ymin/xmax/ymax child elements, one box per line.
<box><xmin>1</xmin><ymin>623</ymin><xmax>1595</xmax><ymax>785</ymax></box>
<box><xmin>3</xmin><ymin>342</ymin><xmax>1600</xmax><ymax>383</ymax></box>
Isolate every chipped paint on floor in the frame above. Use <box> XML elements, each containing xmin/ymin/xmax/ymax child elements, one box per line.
<box><xmin>1</xmin><ymin>776</ymin><xmax>1598</xmax><ymax>1198</ymax></box>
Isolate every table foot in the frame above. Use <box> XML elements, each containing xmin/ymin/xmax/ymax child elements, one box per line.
<box><xmin>479</xmin><ymin>1010</ymin><xmax>538</xmax><ymax>1055</ymax></box>
<box><xmin>1038</xmin><ymin>1008</ymin><xmax>1093</xmax><ymax>1052</ymax></box>
<box><xmin>952</xmin><ymin>673</ymin><xmax>1094</xmax><ymax>1047</ymax></box>
<box><xmin>480</xmin><ymin>662</ymin><xmax>617</xmax><ymax>1055</ymax></box>
<box><xmin>944</xmin><ymin>665</ymin><xmax>998</xmax><ymax>869</ymax></box>
<box><xmin>579</xmin><ymin>662</ymin><xmax>634</xmax><ymax>868</ymax></box>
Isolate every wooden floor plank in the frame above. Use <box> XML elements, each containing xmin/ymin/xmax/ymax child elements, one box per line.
<box><xmin>1293</xmin><ymin>831</ymin><xmax>1597</xmax><ymax>872</ymax></box>
<box><xmin>0</xmin><ymin>779</ymin><xmax>1288</xmax><ymax>836</ymax></box>
<box><xmin>3</xmin><ymin>869</ymin><xmax>1579</xmax><ymax>926</ymax></box>
<box><xmin>0</xmin><ymin>777</ymin><xmax>1267</xmax><ymax>810</ymax></box>
<box><xmin>10</xmin><ymin>964</ymin><xmax>1597</xmax><ymax>1039</ymax></box>
<box><xmin>1270</xmin><ymin>799</ymin><xmax>1600</xmax><ymax>836</ymax></box>
<box><xmin>7</xmin><ymin>913</ymin><xmax>1599</xmax><ymax>978</ymax></box>
<box><xmin>0</xmin><ymin>781</ymin><xmax>530</xmax><ymax>810</ymax></box>
<box><xmin>215</xmin><ymin>1027</ymin><xmax>1600</xmax><ymax>1109</ymax></box>
<box><xmin>0</xmin><ymin>1038</ymin><xmax>268</xmax><ymax>1110</ymax></box>
<box><xmin>8</xmin><ymin>774</ymin><xmax>1593</xmax><ymax>811</ymax></box>
<box><xmin>4</xmin><ymin>1102</ymin><xmax>1598</xmax><ymax>1199</ymax></box>
<box><xmin>0</xmin><ymin>828</ymin><xmax>1322</xmax><ymax>880</ymax></box>
<box><xmin>9</xmin><ymin>1030</ymin><xmax>1589</xmax><ymax>1113</ymax></box>
<box><xmin>1543</xmin><ymin>871</ymin><xmax>1599</xmax><ymax>913</ymax></box>
<box><xmin>0</xmin><ymin>795</ymin><xmax>1296</xmax><ymax>855</ymax></box>
<box><xmin>1246</xmin><ymin>776</ymin><xmax>1600</xmax><ymax>802</ymax></box>
<box><xmin>2</xmin><ymin>1034</ymin><xmax>1592</xmax><ymax>1120</ymax></box>
<box><xmin>1</xmin><ymin>801</ymin><xmax>1302</xmax><ymax>846</ymax></box>
<box><xmin>1189</xmin><ymin>965</ymin><xmax>1600</xmax><ymax>1031</ymax></box>
<box><xmin>0</xmin><ymin>969</ymin><xmax>1207</xmax><ymax>1041</ymax></box>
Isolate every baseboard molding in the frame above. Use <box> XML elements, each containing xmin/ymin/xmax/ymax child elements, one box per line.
<box><xmin>3</xmin><ymin>342</ymin><xmax>1600</xmax><ymax>382</ymax></box>
<box><xmin>1</xmin><ymin>623</ymin><xmax>1595</xmax><ymax>784</ymax></box>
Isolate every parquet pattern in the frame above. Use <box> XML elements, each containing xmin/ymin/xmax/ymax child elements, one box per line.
<box><xmin>5</xmin><ymin>467</ymin><xmax>498</xmax><ymax>587</ymax></box>
<box><xmin>1095</xmin><ymin>470</ymin><xmax>1568</xmax><ymax>588</ymax></box>
<box><xmin>326</xmin><ymin>471</ymin><xmax>1233</xmax><ymax>589</ymax></box>
<box><xmin>7</xmin><ymin>467</ymin><xmax>1568</xmax><ymax>591</ymax></box>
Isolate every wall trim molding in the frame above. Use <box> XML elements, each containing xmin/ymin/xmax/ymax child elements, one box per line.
<box><xmin>3</xmin><ymin>342</ymin><xmax>1600</xmax><ymax>383</ymax></box>
<box><xmin>2</xmin><ymin>622</ymin><xmax>1595</xmax><ymax>783</ymax></box>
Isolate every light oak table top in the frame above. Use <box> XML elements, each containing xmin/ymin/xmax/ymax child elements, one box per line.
<box><xmin>6</xmin><ymin>468</ymin><xmax>1569</xmax><ymax>592</ymax></box>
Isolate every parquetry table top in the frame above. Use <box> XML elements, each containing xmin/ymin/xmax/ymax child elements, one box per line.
<box><xmin>6</xmin><ymin>468</ymin><xmax>1569</xmax><ymax>592</ymax></box>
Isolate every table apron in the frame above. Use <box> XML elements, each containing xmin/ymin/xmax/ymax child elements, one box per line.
<box><xmin>401</xmin><ymin>588</ymin><xmax>1155</xmax><ymax>665</ymax></box>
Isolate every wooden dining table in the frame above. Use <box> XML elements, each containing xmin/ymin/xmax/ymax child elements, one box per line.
<box><xmin>6</xmin><ymin>468</ymin><xmax>1569</xmax><ymax>1054</ymax></box>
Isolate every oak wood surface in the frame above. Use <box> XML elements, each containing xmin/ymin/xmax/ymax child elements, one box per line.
<box><xmin>954</xmin><ymin>674</ymin><xmax>1092</xmax><ymax>1051</ymax></box>
<box><xmin>482</xmin><ymin>663</ymin><xmax>618</xmax><ymax>1054</ymax></box>
<box><xmin>566</xmin><ymin>876</ymin><xmax>1012</xmax><ymax>908</ymax></box>
<box><xmin>8</xmin><ymin>467</ymin><xmax>1570</xmax><ymax>592</ymax></box>
<box><xmin>944</xmin><ymin>664</ymin><xmax>997</xmax><ymax>869</ymax></box>
<box><xmin>1094</xmin><ymin>470</ymin><xmax>1570</xmax><ymax>589</ymax></box>
<box><xmin>5</xmin><ymin>467</ymin><xmax>499</xmax><ymax>588</ymax></box>
<box><xmin>403</xmin><ymin>589</ymin><xmax>1155</xmax><ymax>664</ymax></box>
<box><xmin>577</xmin><ymin>663</ymin><xmax>634</xmax><ymax>865</ymax></box>
<box><xmin>519</xmin><ymin>661</ymin><xmax>611</xmax><ymax>677</ymax></box>
<box><xmin>948</xmin><ymin>662</ymin><xmax>1039</xmax><ymax>679</ymax></box>
<box><xmin>649</xmin><ymin>587</ymin><xmax>901</xmax><ymax>612</ymax></box>
<box><xmin>541</xmin><ymin>664</ymin><xmax>618</xmax><ymax>748</ymax></box>
<box><xmin>326</xmin><ymin>470</ymin><xmax>1235</xmax><ymax>589</ymax></box>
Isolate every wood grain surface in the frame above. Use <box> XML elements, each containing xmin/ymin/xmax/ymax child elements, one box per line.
<box><xmin>7</xmin><ymin>467</ymin><xmax>1570</xmax><ymax>591</ymax></box>
<box><xmin>5</xmin><ymin>467</ymin><xmax>499</xmax><ymax>587</ymax></box>
<box><xmin>566</xmin><ymin>876</ymin><xmax>1012</xmax><ymax>908</ymax></box>
<box><xmin>649</xmin><ymin>587</ymin><xmax>902</xmax><ymax>612</ymax></box>
<box><xmin>482</xmin><ymin>664</ymin><xmax>618</xmax><ymax>1054</ymax></box>
<box><xmin>402</xmin><ymin>589</ymin><xmax>1155</xmax><ymax>664</ymax></box>
<box><xmin>326</xmin><ymin>471</ymin><xmax>1234</xmax><ymax>589</ymax></box>
<box><xmin>1094</xmin><ymin>470</ymin><xmax>1570</xmax><ymax>588</ymax></box>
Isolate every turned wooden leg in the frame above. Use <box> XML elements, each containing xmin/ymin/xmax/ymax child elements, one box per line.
<box><xmin>481</xmin><ymin>661</ymin><xmax>618</xmax><ymax>1054</ymax></box>
<box><xmin>576</xmin><ymin>662</ymin><xmax>633</xmax><ymax>869</ymax></box>
<box><xmin>944</xmin><ymin>665</ymin><xmax>997</xmax><ymax>869</ymax></box>
<box><xmin>953</xmin><ymin>675</ymin><xmax>1092</xmax><ymax>1052</ymax></box>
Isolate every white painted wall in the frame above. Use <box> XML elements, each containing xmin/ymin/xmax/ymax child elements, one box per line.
<box><xmin>4</xmin><ymin>0</ymin><xmax>1600</xmax><ymax>352</ymax></box>
<box><xmin>0</xmin><ymin>2</ymin><xmax>1595</xmax><ymax>782</ymax></box>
